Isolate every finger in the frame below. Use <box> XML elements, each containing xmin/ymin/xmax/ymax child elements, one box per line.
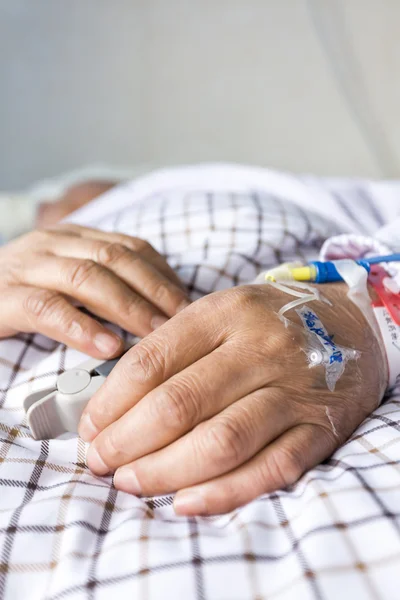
<box><xmin>12</xmin><ymin>253</ymin><xmax>169</xmax><ymax>338</ymax></box>
<box><xmin>112</xmin><ymin>389</ymin><xmax>296</xmax><ymax>495</ymax></box>
<box><xmin>43</xmin><ymin>234</ymin><xmax>190</xmax><ymax>317</ymax></box>
<box><xmin>0</xmin><ymin>285</ymin><xmax>123</xmax><ymax>358</ymax></box>
<box><xmin>81</xmin><ymin>230</ymin><xmax>185</xmax><ymax>289</ymax></box>
<box><xmin>53</xmin><ymin>225</ymin><xmax>185</xmax><ymax>288</ymax></box>
<box><xmin>85</xmin><ymin>343</ymin><xmax>280</xmax><ymax>471</ymax></box>
<box><xmin>79</xmin><ymin>292</ymin><xmax>233</xmax><ymax>442</ymax></box>
<box><xmin>173</xmin><ymin>423</ymin><xmax>336</xmax><ymax>516</ymax></box>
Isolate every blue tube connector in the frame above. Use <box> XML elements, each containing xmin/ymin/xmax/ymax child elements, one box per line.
<box><xmin>309</xmin><ymin>260</ymin><xmax>371</xmax><ymax>284</ymax></box>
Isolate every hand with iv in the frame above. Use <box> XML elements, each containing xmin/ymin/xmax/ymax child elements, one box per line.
<box><xmin>79</xmin><ymin>281</ymin><xmax>387</xmax><ymax>515</ymax></box>
<box><xmin>0</xmin><ymin>224</ymin><xmax>190</xmax><ymax>358</ymax></box>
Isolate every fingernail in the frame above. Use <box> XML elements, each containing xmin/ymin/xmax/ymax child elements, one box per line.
<box><xmin>86</xmin><ymin>446</ymin><xmax>110</xmax><ymax>475</ymax></box>
<box><xmin>174</xmin><ymin>491</ymin><xmax>207</xmax><ymax>516</ymax></box>
<box><xmin>113</xmin><ymin>467</ymin><xmax>142</xmax><ymax>496</ymax></box>
<box><xmin>151</xmin><ymin>315</ymin><xmax>169</xmax><ymax>330</ymax></box>
<box><xmin>176</xmin><ymin>298</ymin><xmax>192</xmax><ymax>313</ymax></box>
<box><xmin>78</xmin><ymin>412</ymin><xmax>99</xmax><ymax>443</ymax></box>
<box><xmin>94</xmin><ymin>332</ymin><xmax>121</xmax><ymax>356</ymax></box>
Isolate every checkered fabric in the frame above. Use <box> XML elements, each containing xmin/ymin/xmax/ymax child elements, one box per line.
<box><xmin>1</xmin><ymin>166</ymin><xmax>399</xmax><ymax>600</ymax></box>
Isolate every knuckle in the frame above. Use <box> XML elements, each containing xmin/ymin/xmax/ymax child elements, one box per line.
<box><xmin>205</xmin><ymin>286</ymin><xmax>257</xmax><ymax>320</ymax></box>
<box><xmin>32</xmin><ymin>229</ymin><xmax>55</xmax><ymax>242</ymax></box>
<box><xmin>68</xmin><ymin>259</ymin><xmax>99</xmax><ymax>290</ymax></box>
<box><xmin>120</xmin><ymin>341</ymin><xmax>166</xmax><ymax>384</ymax></box>
<box><xmin>151</xmin><ymin>381</ymin><xmax>199</xmax><ymax>431</ymax></box>
<box><xmin>262</xmin><ymin>445</ymin><xmax>303</xmax><ymax>490</ymax></box>
<box><xmin>199</xmin><ymin>290</ymin><xmax>228</xmax><ymax>315</ymax></box>
<box><xmin>64</xmin><ymin>317</ymin><xmax>86</xmax><ymax>340</ymax></box>
<box><xmin>4</xmin><ymin>256</ymin><xmax>24</xmax><ymax>284</ymax></box>
<box><xmin>23</xmin><ymin>289</ymin><xmax>61</xmax><ymax>321</ymax></box>
<box><xmin>267</xmin><ymin>328</ymin><xmax>297</xmax><ymax>355</ymax></box>
<box><xmin>203</xmin><ymin>417</ymin><xmax>247</xmax><ymax>468</ymax></box>
<box><xmin>128</xmin><ymin>238</ymin><xmax>153</xmax><ymax>254</ymax></box>
<box><xmin>123</xmin><ymin>292</ymin><xmax>144</xmax><ymax>317</ymax></box>
<box><xmin>150</xmin><ymin>278</ymin><xmax>176</xmax><ymax>305</ymax></box>
<box><xmin>231</xmin><ymin>286</ymin><xmax>257</xmax><ymax>309</ymax></box>
<box><xmin>54</xmin><ymin>224</ymin><xmax>81</xmax><ymax>237</ymax></box>
<box><xmin>97</xmin><ymin>242</ymin><xmax>131</xmax><ymax>267</ymax></box>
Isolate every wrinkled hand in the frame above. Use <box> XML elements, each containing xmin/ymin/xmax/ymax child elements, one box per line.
<box><xmin>80</xmin><ymin>283</ymin><xmax>384</xmax><ymax>515</ymax></box>
<box><xmin>0</xmin><ymin>224</ymin><xmax>190</xmax><ymax>357</ymax></box>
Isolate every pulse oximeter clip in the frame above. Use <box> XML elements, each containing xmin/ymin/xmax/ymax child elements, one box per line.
<box><xmin>23</xmin><ymin>355</ymin><xmax>122</xmax><ymax>440</ymax></box>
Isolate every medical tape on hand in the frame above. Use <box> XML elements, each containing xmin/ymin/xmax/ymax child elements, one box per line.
<box><xmin>295</xmin><ymin>305</ymin><xmax>359</xmax><ymax>391</ymax></box>
<box><xmin>262</xmin><ymin>279</ymin><xmax>357</xmax><ymax>391</ymax></box>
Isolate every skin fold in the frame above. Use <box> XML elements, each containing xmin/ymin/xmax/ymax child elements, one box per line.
<box><xmin>79</xmin><ymin>281</ymin><xmax>385</xmax><ymax>515</ymax></box>
<box><xmin>0</xmin><ymin>224</ymin><xmax>190</xmax><ymax>357</ymax></box>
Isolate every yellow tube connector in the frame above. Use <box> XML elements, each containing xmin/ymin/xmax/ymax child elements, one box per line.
<box><xmin>289</xmin><ymin>265</ymin><xmax>317</xmax><ymax>282</ymax></box>
<box><xmin>264</xmin><ymin>263</ymin><xmax>317</xmax><ymax>283</ymax></box>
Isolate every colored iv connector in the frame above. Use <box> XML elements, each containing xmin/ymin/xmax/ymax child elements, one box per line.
<box><xmin>290</xmin><ymin>260</ymin><xmax>371</xmax><ymax>284</ymax></box>
<box><xmin>264</xmin><ymin>260</ymin><xmax>370</xmax><ymax>283</ymax></box>
<box><xmin>264</xmin><ymin>254</ymin><xmax>400</xmax><ymax>284</ymax></box>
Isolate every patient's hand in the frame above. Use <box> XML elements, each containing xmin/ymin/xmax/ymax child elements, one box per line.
<box><xmin>0</xmin><ymin>224</ymin><xmax>190</xmax><ymax>358</ymax></box>
<box><xmin>36</xmin><ymin>181</ymin><xmax>118</xmax><ymax>228</ymax></box>
<box><xmin>80</xmin><ymin>283</ymin><xmax>385</xmax><ymax>514</ymax></box>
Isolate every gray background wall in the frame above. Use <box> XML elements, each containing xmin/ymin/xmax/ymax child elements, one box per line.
<box><xmin>1</xmin><ymin>0</ymin><xmax>400</xmax><ymax>190</ymax></box>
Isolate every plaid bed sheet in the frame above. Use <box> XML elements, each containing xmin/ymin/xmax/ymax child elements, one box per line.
<box><xmin>0</xmin><ymin>167</ymin><xmax>399</xmax><ymax>600</ymax></box>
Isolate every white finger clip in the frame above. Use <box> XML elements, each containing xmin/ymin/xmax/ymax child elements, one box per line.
<box><xmin>23</xmin><ymin>356</ymin><xmax>121</xmax><ymax>440</ymax></box>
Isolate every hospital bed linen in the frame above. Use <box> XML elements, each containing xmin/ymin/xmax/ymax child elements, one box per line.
<box><xmin>0</xmin><ymin>165</ymin><xmax>399</xmax><ymax>600</ymax></box>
